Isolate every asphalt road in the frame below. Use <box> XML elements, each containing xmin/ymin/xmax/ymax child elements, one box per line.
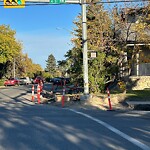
<box><xmin>0</xmin><ymin>85</ymin><xmax>150</xmax><ymax>150</ymax></box>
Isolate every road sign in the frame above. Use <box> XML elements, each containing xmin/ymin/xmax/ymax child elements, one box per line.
<box><xmin>4</xmin><ymin>0</ymin><xmax>25</xmax><ymax>8</ymax></box>
<box><xmin>50</xmin><ymin>0</ymin><xmax>65</xmax><ymax>3</ymax></box>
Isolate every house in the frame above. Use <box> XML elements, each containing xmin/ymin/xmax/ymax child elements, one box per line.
<box><xmin>115</xmin><ymin>5</ymin><xmax>150</xmax><ymax>89</ymax></box>
<box><xmin>117</xmin><ymin>6</ymin><xmax>150</xmax><ymax>76</ymax></box>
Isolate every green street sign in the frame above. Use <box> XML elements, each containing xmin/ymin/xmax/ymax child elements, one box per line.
<box><xmin>50</xmin><ymin>0</ymin><xmax>65</xmax><ymax>4</ymax></box>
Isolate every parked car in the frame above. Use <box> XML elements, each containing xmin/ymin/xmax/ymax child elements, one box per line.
<box><xmin>64</xmin><ymin>78</ymin><xmax>70</xmax><ymax>84</ymax></box>
<box><xmin>49</xmin><ymin>78</ymin><xmax>55</xmax><ymax>83</ymax></box>
<box><xmin>53</xmin><ymin>77</ymin><xmax>70</xmax><ymax>85</ymax></box>
<box><xmin>19</xmin><ymin>77</ymin><xmax>31</xmax><ymax>85</ymax></box>
<box><xmin>4</xmin><ymin>78</ymin><xmax>20</xmax><ymax>86</ymax></box>
<box><xmin>33</xmin><ymin>76</ymin><xmax>44</xmax><ymax>84</ymax></box>
<box><xmin>53</xmin><ymin>78</ymin><xmax>63</xmax><ymax>85</ymax></box>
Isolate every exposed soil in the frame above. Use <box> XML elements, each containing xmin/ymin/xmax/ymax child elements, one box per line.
<box><xmin>25</xmin><ymin>90</ymin><xmax>150</xmax><ymax>111</ymax></box>
<box><xmin>40</xmin><ymin>92</ymin><xmax>131</xmax><ymax>111</ymax></box>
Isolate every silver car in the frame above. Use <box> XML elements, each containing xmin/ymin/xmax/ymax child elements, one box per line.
<box><xmin>19</xmin><ymin>77</ymin><xmax>31</xmax><ymax>85</ymax></box>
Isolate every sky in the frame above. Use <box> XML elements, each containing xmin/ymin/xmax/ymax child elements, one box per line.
<box><xmin>0</xmin><ymin>1</ymin><xmax>81</xmax><ymax>69</ymax></box>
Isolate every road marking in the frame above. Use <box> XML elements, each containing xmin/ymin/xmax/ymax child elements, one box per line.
<box><xmin>67</xmin><ymin>108</ymin><xmax>150</xmax><ymax>150</ymax></box>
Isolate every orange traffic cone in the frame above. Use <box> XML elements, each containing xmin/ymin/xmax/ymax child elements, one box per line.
<box><xmin>37</xmin><ymin>84</ymin><xmax>41</xmax><ymax>104</ymax></box>
<box><xmin>31</xmin><ymin>85</ymin><xmax>34</xmax><ymax>102</ymax></box>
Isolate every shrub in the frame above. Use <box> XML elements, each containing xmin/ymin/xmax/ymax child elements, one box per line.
<box><xmin>0</xmin><ymin>79</ymin><xmax>5</xmax><ymax>86</ymax></box>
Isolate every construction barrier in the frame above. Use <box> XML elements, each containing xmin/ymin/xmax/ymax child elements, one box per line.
<box><xmin>39</xmin><ymin>80</ymin><xmax>43</xmax><ymax>92</ymax></box>
<box><xmin>107</xmin><ymin>88</ymin><xmax>112</xmax><ymax>111</ymax></box>
<box><xmin>31</xmin><ymin>85</ymin><xmax>34</xmax><ymax>102</ymax></box>
<box><xmin>37</xmin><ymin>84</ymin><xmax>41</xmax><ymax>104</ymax></box>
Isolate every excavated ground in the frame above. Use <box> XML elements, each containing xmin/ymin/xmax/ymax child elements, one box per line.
<box><xmin>36</xmin><ymin>92</ymin><xmax>131</xmax><ymax>111</ymax></box>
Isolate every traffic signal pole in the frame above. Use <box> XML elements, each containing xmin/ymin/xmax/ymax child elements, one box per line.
<box><xmin>81</xmin><ymin>0</ymin><xmax>89</xmax><ymax>95</ymax></box>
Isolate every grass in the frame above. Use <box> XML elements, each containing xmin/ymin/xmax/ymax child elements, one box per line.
<box><xmin>105</xmin><ymin>89</ymin><xmax>150</xmax><ymax>101</ymax></box>
<box><xmin>126</xmin><ymin>90</ymin><xmax>150</xmax><ymax>101</ymax></box>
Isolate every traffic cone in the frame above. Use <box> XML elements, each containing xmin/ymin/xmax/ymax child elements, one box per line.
<box><xmin>31</xmin><ymin>85</ymin><xmax>34</xmax><ymax>102</ymax></box>
<box><xmin>37</xmin><ymin>84</ymin><xmax>41</xmax><ymax>104</ymax></box>
<box><xmin>61</xmin><ymin>88</ymin><xmax>65</xmax><ymax>107</ymax></box>
<box><xmin>40</xmin><ymin>80</ymin><xmax>43</xmax><ymax>93</ymax></box>
<box><xmin>107</xmin><ymin>88</ymin><xmax>113</xmax><ymax>111</ymax></box>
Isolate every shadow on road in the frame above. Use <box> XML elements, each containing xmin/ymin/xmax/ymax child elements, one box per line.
<box><xmin>0</xmin><ymin>85</ymin><xmax>149</xmax><ymax>150</ymax></box>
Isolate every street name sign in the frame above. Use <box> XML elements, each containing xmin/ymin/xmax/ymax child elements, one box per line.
<box><xmin>50</xmin><ymin>0</ymin><xmax>65</xmax><ymax>4</ymax></box>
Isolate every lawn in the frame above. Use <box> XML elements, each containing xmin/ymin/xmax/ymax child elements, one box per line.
<box><xmin>126</xmin><ymin>90</ymin><xmax>150</xmax><ymax>101</ymax></box>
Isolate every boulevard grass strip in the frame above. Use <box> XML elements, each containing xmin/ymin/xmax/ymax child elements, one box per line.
<box><xmin>126</xmin><ymin>90</ymin><xmax>150</xmax><ymax>101</ymax></box>
<box><xmin>95</xmin><ymin>89</ymin><xmax>150</xmax><ymax>102</ymax></box>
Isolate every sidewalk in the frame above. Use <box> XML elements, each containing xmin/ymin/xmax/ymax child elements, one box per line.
<box><xmin>124</xmin><ymin>110</ymin><xmax>150</xmax><ymax>119</ymax></box>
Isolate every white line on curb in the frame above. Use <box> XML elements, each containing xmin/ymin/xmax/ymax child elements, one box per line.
<box><xmin>66</xmin><ymin>108</ymin><xmax>150</xmax><ymax>150</ymax></box>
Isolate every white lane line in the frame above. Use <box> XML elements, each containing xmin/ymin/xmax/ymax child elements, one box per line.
<box><xmin>67</xmin><ymin>108</ymin><xmax>150</xmax><ymax>150</ymax></box>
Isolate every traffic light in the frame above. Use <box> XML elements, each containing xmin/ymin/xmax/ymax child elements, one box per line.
<box><xmin>4</xmin><ymin>0</ymin><xmax>25</xmax><ymax>8</ymax></box>
<box><xmin>80</xmin><ymin>38</ymin><xmax>83</xmax><ymax>48</ymax></box>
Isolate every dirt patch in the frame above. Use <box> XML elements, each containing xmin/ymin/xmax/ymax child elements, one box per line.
<box><xmin>40</xmin><ymin>92</ymin><xmax>130</xmax><ymax>110</ymax></box>
<box><xmin>25</xmin><ymin>90</ymin><xmax>150</xmax><ymax>111</ymax></box>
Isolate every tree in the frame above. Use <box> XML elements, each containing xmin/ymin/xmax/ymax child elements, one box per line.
<box><xmin>0</xmin><ymin>25</ymin><xmax>22</xmax><ymax>78</ymax></box>
<box><xmin>45</xmin><ymin>54</ymin><xmax>56</xmax><ymax>77</ymax></box>
<box><xmin>0</xmin><ymin>25</ymin><xmax>22</xmax><ymax>64</ymax></box>
<box><xmin>86</xmin><ymin>2</ymin><xmax>120</xmax><ymax>93</ymax></box>
<box><xmin>17</xmin><ymin>53</ymin><xmax>43</xmax><ymax>78</ymax></box>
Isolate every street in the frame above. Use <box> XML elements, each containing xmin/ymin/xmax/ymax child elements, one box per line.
<box><xmin>0</xmin><ymin>85</ymin><xmax>150</xmax><ymax>150</ymax></box>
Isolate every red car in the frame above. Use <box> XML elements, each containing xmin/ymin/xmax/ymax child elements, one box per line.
<box><xmin>4</xmin><ymin>78</ymin><xmax>20</xmax><ymax>86</ymax></box>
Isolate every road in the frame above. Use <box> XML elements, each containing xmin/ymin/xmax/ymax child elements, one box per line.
<box><xmin>0</xmin><ymin>85</ymin><xmax>150</xmax><ymax>150</ymax></box>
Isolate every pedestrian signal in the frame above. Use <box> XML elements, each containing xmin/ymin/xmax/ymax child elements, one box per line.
<box><xmin>4</xmin><ymin>0</ymin><xmax>25</xmax><ymax>8</ymax></box>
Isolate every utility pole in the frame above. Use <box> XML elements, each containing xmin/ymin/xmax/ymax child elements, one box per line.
<box><xmin>13</xmin><ymin>58</ymin><xmax>16</xmax><ymax>78</ymax></box>
<box><xmin>81</xmin><ymin>0</ymin><xmax>89</xmax><ymax>95</ymax></box>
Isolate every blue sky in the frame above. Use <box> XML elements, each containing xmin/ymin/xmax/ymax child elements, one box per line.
<box><xmin>0</xmin><ymin>2</ymin><xmax>81</xmax><ymax>69</ymax></box>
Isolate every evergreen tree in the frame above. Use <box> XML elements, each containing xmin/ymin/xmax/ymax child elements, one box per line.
<box><xmin>45</xmin><ymin>54</ymin><xmax>56</xmax><ymax>76</ymax></box>
<box><xmin>86</xmin><ymin>2</ymin><xmax>119</xmax><ymax>93</ymax></box>
<box><xmin>65</xmin><ymin>2</ymin><xmax>120</xmax><ymax>93</ymax></box>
